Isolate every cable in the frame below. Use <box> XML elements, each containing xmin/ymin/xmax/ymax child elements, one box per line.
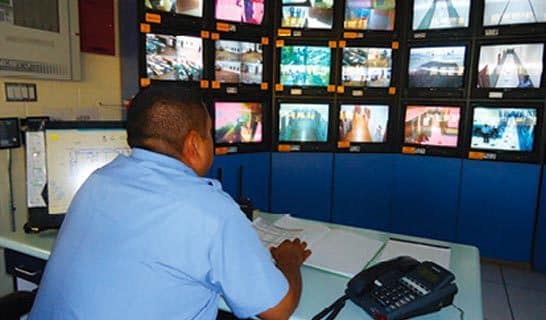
<box><xmin>7</xmin><ymin>149</ymin><xmax>16</xmax><ymax>232</ymax></box>
<box><xmin>452</xmin><ymin>303</ymin><xmax>464</xmax><ymax>320</ymax></box>
<box><xmin>312</xmin><ymin>295</ymin><xmax>349</xmax><ymax>320</ymax></box>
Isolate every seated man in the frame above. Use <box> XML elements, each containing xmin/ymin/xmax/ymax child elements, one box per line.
<box><xmin>29</xmin><ymin>87</ymin><xmax>311</xmax><ymax>319</ymax></box>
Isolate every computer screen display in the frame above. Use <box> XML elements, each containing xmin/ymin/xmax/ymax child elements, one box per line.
<box><xmin>280</xmin><ymin>45</ymin><xmax>331</xmax><ymax>87</ymax></box>
<box><xmin>215</xmin><ymin>102</ymin><xmax>263</xmax><ymax>144</ymax></box>
<box><xmin>144</xmin><ymin>0</ymin><xmax>203</xmax><ymax>17</ymax></box>
<box><xmin>471</xmin><ymin>107</ymin><xmax>537</xmax><ymax>151</ymax></box>
<box><xmin>344</xmin><ymin>0</ymin><xmax>396</xmax><ymax>31</ymax></box>
<box><xmin>339</xmin><ymin>104</ymin><xmax>389</xmax><ymax>143</ymax></box>
<box><xmin>408</xmin><ymin>46</ymin><xmax>466</xmax><ymax>88</ymax></box>
<box><xmin>404</xmin><ymin>106</ymin><xmax>461</xmax><ymax>147</ymax></box>
<box><xmin>0</xmin><ymin>118</ymin><xmax>20</xmax><ymax>149</ymax></box>
<box><xmin>278</xmin><ymin>103</ymin><xmax>329</xmax><ymax>142</ymax></box>
<box><xmin>483</xmin><ymin>0</ymin><xmax>546</xmax><ymax>26</ymax></box>
<box><xmin>46</xmin><ymin>128</ymin><xmax>131</xmax><ymax>215</ymax></box>
<box><xmin>215</xmin><ymin>0</ymin><xmax>265</xmax><ymax>25</ymax></box>
<box><xmin>281</xmin><ymin>0</ymin><xmax>334</xmax><ymax>29</ymax></box>
<box><xmin>215</xmin><ymin>40</ymin><xmax>263</xmax><ymax>84</ymax></box>
<box><xmin>342</xmin><ymin>47</ymin><xmax>392</xmax><ymax>87</ymax></box>
<box><xmin>146</xmin><ymin>33</ymin><xmax>203</xmax><ymax>81</ymax></box>
<box><xmin>412</xmin><ymin>0</ymin><xmax>470</xmax><ymax>30</ymax></box>
<box><xmin>477</xmin><ymin>43</ymin><xmax>544</xmax><ymax>89</ymax></box>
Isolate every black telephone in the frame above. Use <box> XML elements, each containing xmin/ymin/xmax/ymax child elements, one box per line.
<box><xmin>313</xmin><ymin>256</ymin><xmax>458</xmax><ymax>320</ymax></box>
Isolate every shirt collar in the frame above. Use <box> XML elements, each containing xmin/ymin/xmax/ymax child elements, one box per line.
<box><xmin>130</xmin><ymin>148</ymin><xmax>198</xmax><ymax>177</ymax></box>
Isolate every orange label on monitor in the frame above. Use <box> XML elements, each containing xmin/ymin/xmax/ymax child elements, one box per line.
<box><xmin>338</xmin><ymin>141</ymin><xmax>350</xmax><ymax>149</ymax></box>
<box><xmin>201</xmin><ymin>30</ymin><xmax>210</xmax><ymax>38</ymax></box>
<box><xmin>327</xmin><ymin>85</ymin><xmax>336</xmax><ymax>93</ymax></box>
<box><xmin>388</xmin><ymin>87</ymin><xmax>396</xmax><ymax>95</ymax></box>
<box><xmin>337</xmin><ymin>86</ymin><xmax>345</xmax><ymax>93</ymax></box>
<box><xmin>261</xmin><ymin>37</ymin><xmax>269</xmax><ymax>45</ymax></box>
<box><xmin>211</xmin><ymin>81</ymin><xmax>221</xmax><ymax>89</ymax></box>
<box><xmin>276</xmin><ymin>40</ymin><xmax>285</xmax><ymax>47</ymax></box>
<box><xmin>215</xmin><ymin>147</ymin><xmax>229</xmax><ymax>155</ymax></box>
<box><xmin>200</xmin><ymin>80</ymin><xmax>209</xmax><ymax>88</ymax></box>
<box><xmin>402</xmin><ymin>146</ymin><xmax>416</xmax><ymax>154</ymax></box>
<box><xmin>328</xmin><ymin>41</ymin><xmax>337</xmax><ymax>48</ymax></box>
<box><xmin>277</xmin><ymin>29</ymin><xmax>291</xmax><ymax>37</ymax></box>
<box><xmin>278</xmin><ymin>145</ymin><xmax>292</xmax><ymax>152</ymax></box>
<box><xmin>216</xmin><ymin>22</ymin><xmax>230</xmax><ymax>32</ymax></box>
<box><xmin>468</xmin><ymin>152</ymin><xmax>485</xmax><ymax>160</ymax></box>
<box><xmin>275</xmin><ymin>83</ymin><xmax>284</xmax><ymax>91</ymax></box>
<box><xmin>343</xmin><ymin>32</ymin><xmax>358</xmax><ymax>39</ymax></box>
<box><xmin>211</xmin><ymin>32</ymin><xmax>220</xmax><ymax>40</ymax></box>
<box><xmin>145</xmin><ymin>13</ymin><xmax>161</xmax><ymax>24</ymax></box>
<box><xmin>392</xmin><ymin>41</ymin><xmax>400</xmax><ymax>49</ymax></box>
<box><xmin>140</xmin><ymin>23</ymin><xmax>151</xmax><ymax>33</ymax></box>
<box><xmin>140</xmin><ymin>78</ymin><xmax>151</xmax><ymax>87</ymax></box>
<box><xmin>261</xmin><ymin>82</ymin><xmax>269</xmax><ymax>90</ymax></box>
<box><xmin>339</xmin><ymin>40</ymin><xmax>346</xmax><ymax>48</ymax></box>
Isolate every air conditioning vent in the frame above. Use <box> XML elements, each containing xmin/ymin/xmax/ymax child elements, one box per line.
<box><xmin>0</xmin><ymin>58</ymin><xmax>68</xmax><ymax>78</ymax></box>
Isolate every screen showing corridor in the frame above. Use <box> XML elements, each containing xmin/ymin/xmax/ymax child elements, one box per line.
<box><xmin>339</xmin><ymin>104</ymin><xmax>389</xmax><ymax>143</ymax></box>
<box><xmin>483</xmin><ymin>0</ymin><xmax>546</xmax><ymax>26</ymax></box>
<box><xmin>404</xmin><ymin>106</ymin><xmax>461</xmax><ymax>147</ymax></box>
<box><xmin>412</xmin><ymin>0</ymin><xmax>470</xmax><ymax>30</ymax></box>
<box><xmin>278</xmin><ymin>103</ymin><xmax>330</xmax><ymax>143</ymax></box>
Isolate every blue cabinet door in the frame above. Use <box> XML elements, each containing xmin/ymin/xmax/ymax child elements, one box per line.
<box><xmin>391</xmin><ymin>155</ymin><xmax>462</xmax><ymax>241</ymax></box>
<box><xmin>534</xmin><ymin>165</ymin><xmax>546</xmax><ymax>273</ymax></box>
<box><xmin>458</xmin><ymin>160</ymin><xmax>540</xmax><ymax>262</ymax></box>
<box><xmin>332</xmin><ymin>153</ymin><xmax>395</xmax><ymax>231</ymax></box>
<box><xmin>271</xmin><ymin>153</ymin><xmax>334</xmax><ymax>222</ymax></box>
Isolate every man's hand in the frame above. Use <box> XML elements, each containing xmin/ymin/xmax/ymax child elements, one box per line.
<box><xmin>270</xmin><ymin>239</ymin><xmax>312</xmax><ymax>271</ymax></box>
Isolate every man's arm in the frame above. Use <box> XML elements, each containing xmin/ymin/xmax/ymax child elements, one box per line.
<box><xmin>258</xmin><ymin>239</ymin><xmax>311</xmax><ymax>320</ymax></box>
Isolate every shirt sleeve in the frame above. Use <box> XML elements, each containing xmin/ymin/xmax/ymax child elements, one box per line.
<box><xmin>209</xmin><ymin>210</ymin><xmax>289</xmax><ymax>319</ymax></box>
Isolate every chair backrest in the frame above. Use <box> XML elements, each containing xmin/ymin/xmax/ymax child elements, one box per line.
<box><xmin>0</xmin><ymin>291</ymin><xmax>37</xmax><ymax>320</ymax></box>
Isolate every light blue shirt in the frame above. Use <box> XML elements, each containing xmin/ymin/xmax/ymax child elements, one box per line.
<box><xmin>29</xmin><ymin>148</ymin><xmax>288</xmax><ymax>319</ymax></box>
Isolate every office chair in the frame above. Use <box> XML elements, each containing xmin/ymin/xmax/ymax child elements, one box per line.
<box><xmin>0</xmin><ymin>290</ymin><xmax>36</xmax><ymax>320</ymax></box>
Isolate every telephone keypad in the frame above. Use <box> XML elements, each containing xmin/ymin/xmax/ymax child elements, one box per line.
<box><xmin>372</xmin><ymin>277</ymin><xmax>430</xmax><ymax>312</ymax></box>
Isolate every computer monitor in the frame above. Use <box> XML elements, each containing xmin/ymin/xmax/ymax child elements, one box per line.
<box><xmin>343</xmin><ymin>0</ymin><xmax>396</xmax><ymax>31</ymax></box>
<box><xmin>215</xmin><ymin>39</ymin><xmax>263</xmax><ymax>85</ymax></box>
<box><xmin>145</xmin><ymin>33</ymin><xmax>203</xmax><ymax>82</ymax></box>
<box><xmin>341</xmin><ymin>47</ymin><xmax>392</xmax><ymax>88</ymax></box>
<box><xmin>215</xmin><ymin>0</ymin><xmax>265</xmax><ymax>25</ymax></box>
<box><xmin>215</xmin><ymin>101</ymin><xmax>263</xmax><ymax>144</ymax></box>
<box><xmin>0</xmin><ymin>118</ymin><xmax>21</xmax><ymax>149</ymax></box>
<box><xmin>144</xmin><ymin>0</ymin><xmax>204</xmax><ymax>17</ymax></box>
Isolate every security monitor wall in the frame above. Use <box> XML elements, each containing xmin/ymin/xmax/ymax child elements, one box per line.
<box><xmin>344</xmin><ymin>0</ymin><xmax>396</xmax><ymax>31</ymax></box>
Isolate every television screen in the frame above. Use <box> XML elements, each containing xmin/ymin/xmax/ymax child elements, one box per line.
<box><xmin>215</xmin><ymin>102</ymin><xmax>263</xmax><ymax>144</ymax></box>
<box><xmin>404</xmin><ymin>106</ymin><xmax>461</xmax><ymax>147</ymax></box>
<box><xmin>477</xmin><ymin>43</ymin><xmax>544</xmax><ymax>89</ymax></box>
<box><xmin>339</xmin><ymin>104</ymin><xmax>389</xmax><ymax>143</ymax></box>
<box><xmin>281</xmin><ymin>0</ymin><xmax>334</xmax><ymax>29</ymax></box>
<box><xmin>144</xmin><ymin>0</ymin><xmax>203</xmax><ymax>17</ymax></box>
<box><xmin>408</xmin><ymin>46</ymin><xmax>466</xmax><ymax>88</ymax></box>
<box><xmin>146</xmin><ymin>34</ymin><xmax>203</xmax><ymax>81</ymax></box>
<box><xmin>412</xmin><ymin>0</ymin><xmax>470</xmax><ymax>30</ymax></box>
<box><xmin>483</xmin><ymin>0</ymin><xmax>546</xmax><ymax>26</ymax></box>
<box><xmin>278</xmin><ymin>103</ymin><xmax>329</xmax><ymax>142</ymax></box>
<box><xmin>280</xmin><ymin>45</ymin><xmax>331</xmax><ymax>87</ymax></box>
<box><xmin>342</xmin><ymin>47</ymin><xmax>392</xmax><ymax>87</ymax></box>
<box><xmin>215</xmin><ymin>0</ymin><xmax>265</xmax><ymax>25</ymax></box>
<box><xmin>471</xmin><ymin>107</ymin><xmax>536</xmax><ymax>151</ymax></box>
<box><xmin>344</xmin><ymin>0</ymin><xmax>396</xmax><ymax>31</ymax></box>
<box><xmin>215</xmin><ymin>40</ymin><xmax>263</xmax><ymax>84</ymax></box>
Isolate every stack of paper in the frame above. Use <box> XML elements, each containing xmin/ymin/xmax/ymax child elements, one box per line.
<box><xmin>377</xmin><ymin>238</ymin><xmax>451</xmax><ymax>270</ymax></box>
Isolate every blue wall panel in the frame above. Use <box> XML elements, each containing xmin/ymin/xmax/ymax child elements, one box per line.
<box><xmin>332</xmin><ymin>153</ymin><xmax>395</xmax><ymax>231</ymax></box>
<box><xmin>458</xmin><ymin>160</ymin><xmax>540</xmax><ymax>262</ymax></box>
<box><xmin>271</xmin><ymin>153</ymin><xmax>333</xmax><ymax>222</ymax></box>
<box><xmin>534</xmin><ymin>166</ymin><xmax>546</xmax><ymax>272</ymax></box>
<box><xmin>391</xmin><ymin>155</ymin><xmax>462</xmax><ymax>241</ymax></box>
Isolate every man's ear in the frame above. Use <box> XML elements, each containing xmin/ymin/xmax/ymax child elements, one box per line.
<box><xmin>183</xmin><ymin>130</ymin><xmax>201</xmax><ymax>158</ymax></box>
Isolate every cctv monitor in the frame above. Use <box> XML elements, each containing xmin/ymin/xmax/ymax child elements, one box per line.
<box><xmin>215</xmin><ymin>0</ymin><xmax>265</xmax><ymax>25</ymax></box>
<box><xmin>215</xmin><ymin>39</ymin><xmax>263</xmax><ymax>85</ymax></box>
<box><xmin>481</xmin><ymin>0</ymin><xmax>546</xmax><ymax>36</ymax></box>
<box><xmin>339</xmin><ymin>104</ymin><xmax>389</xmax><ymax>143</ymax></box>
<box><xmin>343</xmin><ymin>0</ymin><xmax>396</xmax><ymax>31</ymax></box>
<box><xmin>341</xmin><ymin>47</ymin><xmax>392</xmax><ymax>88</ymax></box>
<box><xmin>144</xmin><ymin>0</ymin><xmax>204</xmax><ymax>17</ymax></box>
<box><xmin>215</xmin><ymin>101</ymin><xmax>263</xmax><ymax>144</ymax></box>
<box><xmin>281</xmin><ymin>0</ymin><xmax>334</xmax><ymax>29</ymax></box>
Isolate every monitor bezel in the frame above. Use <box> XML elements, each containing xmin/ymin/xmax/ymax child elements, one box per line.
<box><xmin>139</xmin><ymin>27</ymin><xmax>207</xmax><ymax>88</ymax></box>
<box><xmin>0</xmin><ymin>117</ymin><xmax>21</xmax><ymax>149</ymax></box>
<box><xmin>471</xmin><ymin>38</ymin><xmax>546</xmax><ymax>100</ymax></box>
<box><xmin>335</xmin><ymin>98</ymin><xmax>399</xmax><ymax>153</ymax></box>
<box><xmin>403</xmin><ymin>41</ymin><xmax>471</xmax><ymax>99</ymax></box>
<box><xmin>273</xmin><ymin>98</ymin><xmax>336</xmax><ymax>152</ymax></box>
<box><xmin>208</xmin><ymin>94</ymin><xmax>272</xmax><ymax>154</ymax></box>
<box><xmin>139</xmin><ymin>0</ymin><xmax>208</xmax><ymax>29</ymax></box>
<box><xmin>276</xmin><ymin>0</ymin><xmax>342</xmax><ymax>39</ymax></box>
<box><xmin>477</xmin><ymin>0</ymin><xmax>546</xmax><ymax>38</ymax></box>
<box><xmin>465</xmin><ymin>102</ymin><xmax>544</xmax><ymax>163</ymax></box>
<box><xmin>337</xmin><ymin>39</ymin><xmax>400</xmax><ymax>98</ymax></box>
<box><xmin>275</xmin><ymin>39</ymin><xmax>337</xmax><ymax>97</ymax></box>
<box><xmin>400</xmin><ymin>101</ymin><xmax>467</xmax><ymax>158</ymax></box>
<box><xmin>210</xmin><ymin>0</ymin><xmax>273</xmax><ymax>36</ymax></box>
<box><xmin>209</xmin><ymin>33</ymin><xmax>272</xmax><ymax>95</ymax></box>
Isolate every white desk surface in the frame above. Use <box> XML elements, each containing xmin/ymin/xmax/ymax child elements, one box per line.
<box><xmin>0</xmin><ymin>212</ymin><xmax>483</xmax><ymax>320</ymax></box>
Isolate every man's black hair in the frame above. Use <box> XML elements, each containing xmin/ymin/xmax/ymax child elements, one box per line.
<box><xmin>126</xmin><ymin>86</ymin><xmax>208</xmax><ymax>153</ymax></box>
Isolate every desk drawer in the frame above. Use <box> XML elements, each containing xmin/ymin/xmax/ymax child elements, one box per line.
<box><xmin>4</xmin><ymin>249</ymin><xmax>46</xmax><ymax>285</ymax></box>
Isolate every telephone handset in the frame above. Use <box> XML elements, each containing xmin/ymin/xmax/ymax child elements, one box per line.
<box><xmin>313</xmin><ymin>256</ymin><xmax>458</xmax><ymax>320</ymax></box>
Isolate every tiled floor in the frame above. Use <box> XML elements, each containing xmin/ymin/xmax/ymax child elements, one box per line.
<box><xmin>481</xmin><ymin>261</ymin><xmax>546</xmax><ymax>320</ymax></box>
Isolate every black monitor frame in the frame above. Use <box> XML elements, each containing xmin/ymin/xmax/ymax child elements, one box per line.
<box><xmin>274</xmin><ymin>39</ymin><xmax>337</xmax><ymax>97</ymax></box>
<box><xmin>464</xmin><ymin>102</ymin><xmax>544</xmax><ymax>163</ymax></box>
<box><xmin>209</xmin><ymin>32</ymin><xmax>272</xmax><ymax>95</ymax></box>
<box><xmin>139</xmin><ymin>26</ymin><xmax>208</xmax><ymax>89</ymax></box>
<box><xmin>337</xmin><ymin>39</ymin><xmax>400</xmax><ymax>98</ymax></box>
<box><xmin>341</xmin><ymin>0</ymin><xmax>402</xmax><ymax>40</ymax></box>
<box><xmin>335</xmin><ymin>97</ymin><xmax>399</xmax><ymax>153</ymax></box>
<box><xmin>477</xmin><ymin>0</ymin><xmax>546</xmax><ymax>38</ymax></box>
<box><xmin>0</xmin><ymin>118</ymin><xmax>21</xmax><ymax>149</ymax></box>
<box><xmin>403</xmin><ymin>40</ymin><xmax>470</xmax><ymax>99</ymax></box>
<box><xmin>139</xmin><ymin>0</ymin><xmax>208</xmax><ymax>29</ymax></box>
<box><xmin>273</xmin><ymin>97</ymin><xmax>336</xmax><ymax>152</ymax></box>
<box><xmin>407</xmin><ymin>0</ymin><xmax>476</xmax><ymax>40</ymax></box>
<box><xmin>471</xmin><ymin>38</ymin><xmax>546</xmax><ymax>100</ymax></box>
<box><xmin>25</xmin><ymin>121</ymin><xmax>127</xmax><ymax>233</ymax></box>
<box><xmin>276</xmin><ymin>0</ymin><xmax>342</xmax><ymax>39</ymax></box>
<box><xmin>400</xmin><ymin>101</ymin><xmax>467</xmax><ymax>158</ymax></box>
<box><xmin>208</xmin><ymin>94</ymin><xmax>272</xmax><ymax>154</ymax></box>
<box><xmin>209</xmin><ymin>0</ymin><xmax>272</xmax><ymax>36</ymax></box>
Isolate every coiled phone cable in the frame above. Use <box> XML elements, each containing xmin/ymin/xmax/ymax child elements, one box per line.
<box><xmin>312</xmin><ymin>295</ymin><xmax>349</xmax><ymax>320</ymax></box>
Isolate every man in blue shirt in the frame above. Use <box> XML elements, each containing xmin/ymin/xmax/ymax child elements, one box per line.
<box><xmin>29</xmin><ymin>87</ymin><xmax>311</xmax><ymax>319</ymax></box>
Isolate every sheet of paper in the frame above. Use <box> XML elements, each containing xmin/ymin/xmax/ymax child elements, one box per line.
<box><xmin>252</xmin><ymin>217</ymin><xmax>302</xmax><ymax>248</ymax></box>
<box><xmin>273</xmin><ymin>215</ymin><xmax>330</xmax><ymax>246</ymax></box>
<box><xmin>378</xmin><ymin>239</ymin><xmax>451</xmax><ymax>270</ymax></box>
